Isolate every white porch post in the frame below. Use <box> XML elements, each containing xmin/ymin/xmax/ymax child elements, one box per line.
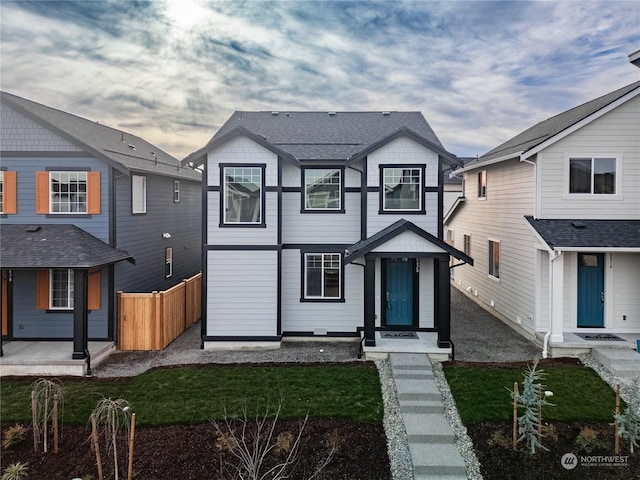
<box><xmin>549</xmin><ymin>252</ymin><xmax>564</xmax><ymax>344</ymax></box>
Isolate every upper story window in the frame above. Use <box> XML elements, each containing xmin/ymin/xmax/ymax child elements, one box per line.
<box><xmin>173</xmin><ymin>180</ymin><xmax>180</xmax><ymax>203</ymax></box>
<box><xmin>223</xmin><ymin>165</ymin><xmax>264</xmax><ymax>225</ymax></box>
<box><xmin>50</xmin><ymin>171</ymin><xmax>87</xmax><ymax>213</ymax></box>
<box><xmin>478</xmin><ymin>170</ymin><xmax>487</xmax><ymax>199</ymax></box>
<box><xmin>165</xmin><ymin>247</ymin><xmax>173</xmax><ymax>278</ymax></box>
<box><xmin>488</xmin><ymin>239</ymin><xmax>500</xmax><ymax>279</ymax></box>
<box><xmin>36</xmin><ymin>170</ymin><xmax>100</xmax><ymax>215</ymax></box>
<box><xmin>132</xmin><ymin>175</ymin><xmax>147</xmax><ymax>214</ymax></box>
<box><xmin>0</xmin><ymin>171</ymin><xmax>4</xmax><ymax>213</ymax></box>
<box><xmin>464</xmin><ymin>234</ymin><xmax>471</xmax><ymax>256</ymax></box>
<box><xmin>303</xmin><ymin>253</ymin><xmax>342</xmax><ymax>300</ymax></box>
<box><xmin>381</xmin><ymin>166</ymin><xmax>424</xmax><ymax>212</ymax></box>
<box><xmin>304</xmin><ymin>168</ymin><xmax>342</xmax><ymax>211</ymax></box>
<box><xmin>569</xmin><ymin>157</ymin><xmax>616</xmax><ymax>194</ymax></box>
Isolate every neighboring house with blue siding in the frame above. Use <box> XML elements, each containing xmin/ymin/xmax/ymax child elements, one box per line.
<box><xmin>0</xmin><ymin>91</ymin><xmax>201</xmax><ymax>359</ymax></box>
<box><xmin>186</xmin><ymin>111</ymin><xmax>472</xmax><ymax>353</ymax></box>
<box><xmin>445</xmin><ymin>80</ymin><xmax>640</xmax><ymax>357</ymax></box>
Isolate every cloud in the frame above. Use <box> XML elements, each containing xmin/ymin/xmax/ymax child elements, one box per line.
<box><xmin>1</xmin><ymin>0</ymin><xmax>638</xmax><ymax>159</ymax></box>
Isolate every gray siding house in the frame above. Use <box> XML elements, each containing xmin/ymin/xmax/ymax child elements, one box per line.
<box><xmin>445</xmin><ymin>81</ymin><xmax>640</xmax><ymax>357</ymax></box>
<box><xmin>186</xmin><ymin>111</ymin><xmax>471</xmax><ymax>354</ymax></box>
<box><xmin>0</xmin><ymin>91</ymin><xmax>201</xmax><ymax>360</ymax></box>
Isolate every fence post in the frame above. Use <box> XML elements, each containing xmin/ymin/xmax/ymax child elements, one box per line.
<box><xmin>152</xmin><ymin>292</ymin><xmax>160</xmax><ymax>350</ymax></box>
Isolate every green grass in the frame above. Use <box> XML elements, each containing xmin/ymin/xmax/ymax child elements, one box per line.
<box><xmin>0</xmin><ymin>364</ymin><xmax>383</xmax><ymax>426</ymax></box>
<box><xmin>443</xmin><ymin>364</ymin><xmax>623</xmax><ymax>425</ymax></box>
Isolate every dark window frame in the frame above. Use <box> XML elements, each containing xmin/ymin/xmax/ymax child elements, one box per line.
<box><xmin>300</xmin><ymin>252</ymin><xmax>345</xmax><ymax>302</ymax></box>
<box><xmin>301</xmin><ymin>166</ymin><xmax>345</xmax><ymax>213</ymax></box>
<box><xmin>379</xmin><ymin>164</ymin><xmax>426</xmax><ymax>214</ymax></box>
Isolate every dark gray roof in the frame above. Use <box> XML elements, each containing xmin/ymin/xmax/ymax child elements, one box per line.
<box><xmin>186</xmin><ymin>111</ymin><xmax>458</xmax><ymax>164</ymax></box>
<box><xmin>344</xmin><ymin>219</ymin><xmax>473</xmax><ymax>264</ymax></box>
<box><xmin>525</xmin><ymin>217</ymin><xmax>640</xmax><ymax>250</ymax></box>
<box><xmin>475</xmin><ymin>81</ymin><xmax>640</xmax><ymax>164</ymax></box>
<box><xmin>0</xmin><ymin>91</ymin><xmax>201</xmax><ymax>182</ymax></box>
<box><xmin>1</xmin><ymin>224</ymin><xmax>134</xmax><ymax>268</ymax></box>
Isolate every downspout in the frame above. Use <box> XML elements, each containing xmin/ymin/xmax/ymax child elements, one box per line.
<box><xmin>542</xmin><ymin>249</ymin><xmax>562</xmax><ymax>358</ymax></box>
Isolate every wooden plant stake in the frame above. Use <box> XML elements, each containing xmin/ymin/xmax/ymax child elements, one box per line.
<box><xmin>32</xmin><ymin>390</ymin><xmax>39</xmax><ymax>454</ymax></box>
<box><xmin>91</xmin><ymin>414</ymin><xmax>104</xmax><ymax>480</ymax></box>
<box><xmin>127</xmin><ymin>413</ymin><xmax>137</xmax><ymax>480</ymax></box>
<box><xmin>53</xmin><ymin>394</ymin><xmax>59</xmax><ymax>454</ymax></box>
<box><xmin>615</xmin><ymin>384</ymin><xmax>620</xmax><ymax>455</ymax></box>
<box><xmin>43</xmin><ymin>385</ymin><xmax>49</xmax><ymax>453</ymax></box>
<box><xmin>513</xmin><ymin>382</ymin><xmax>518</xmax><ymax>451</ymax></box>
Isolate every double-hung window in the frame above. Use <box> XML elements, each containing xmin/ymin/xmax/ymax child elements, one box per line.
<box><xmin>381</xmin><ymin>166</ymin><xmax>424</xmax><ymax>212</ymax></box>
<box><xmin>569</xmin><ymin>157</ymin><xmax>616</xmax><ymax>194</ymax></box>
<box><xmin>223</xmin><ymin>166</ymin><xmax>264</xmax><ymax>225</ymax></box>
<box><xmin>303</xmin><ymin>253</ymin><xmax>342</xmax><ymax>300</ymax></box>
<box><xmin>304</xmin><ymin>168</ymin><xmax>342</xmax><ymax>211</ymax></box>
<box><xmin>488</xmin><ymin>240</ymin><xmax>500</xmax><ymax>279</ymax></box>
<box><xmin>478</xmin><ymin>170</ymin><xmax>487</xmax><ymax>199</ymax></box>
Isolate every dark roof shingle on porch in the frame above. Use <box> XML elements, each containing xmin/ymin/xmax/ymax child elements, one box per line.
<box><xmin>1</xmin><ymin>224</ymin><xmax>134</xmax><ymax>269</ymax></box>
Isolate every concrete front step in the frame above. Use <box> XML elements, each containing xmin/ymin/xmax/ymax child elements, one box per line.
<box><xmin>592</xmin><ymin>347</ymin><xmax>640</xmax><ymax>382</ymax></box>
<box><xmin>410</xmin><ymin>442</ymin><xmax>467</xmax><ymax>471</ymax></box>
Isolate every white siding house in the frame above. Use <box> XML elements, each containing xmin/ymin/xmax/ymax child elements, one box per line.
<box><xmin>186</xmin><ymin>112</ymin><xmax>472</xmax><ymax>354</ymax></box>
<box><xmin>445</xmin><ymin>81</ymin><xmax>640</xmax><ymax>356</ymax></box>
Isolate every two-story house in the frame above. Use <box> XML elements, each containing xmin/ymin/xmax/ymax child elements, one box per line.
<box><xmin>445</xmin><ymin>80</ymin><xmax>640</xmax><ymax>357</ymax></box>
<box><xmin>185</xmin><ymin>111</ymin><xmax>472</xmax><ymax>357</ymax></box>
<box><xmin>0</xmin><ymin>92</ymin><xmax>201</xmax><ymax>372</ymax></box>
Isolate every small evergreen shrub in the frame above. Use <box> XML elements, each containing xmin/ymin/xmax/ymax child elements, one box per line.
<box><xmin>574</xmin><ymin>426</ymin><xmax>604</xmax><ymax>453</ymax></box>
<box><xmin>614</xmin><ymin>378</ymin><xmax>640</xmax><ymax>454</ymax></box>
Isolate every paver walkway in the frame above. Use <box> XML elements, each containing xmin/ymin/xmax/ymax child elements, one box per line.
<box><xmin>390</xmin><ymin>353</ymin><xmax>467</xmax><ymax>480</ymax></box>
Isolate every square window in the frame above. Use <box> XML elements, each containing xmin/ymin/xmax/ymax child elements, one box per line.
<box><xmin>132</xmin><ymin>175</ymin><xmax>147</xmax><ymax>213</ymax></box>
<box><xmin>488</xmin><ymin>240</ymin><xmax>500</xmax><ymax>279</ymax></box>
<box><xmin>304</xmin><ymin>169</ymin><xmax>342</xmax><ymax>210</ymax></box>
<box><xmin>304</xmin><ymin>253</ymin><xmax>342</xmax><ymax>300</ymax></box>
<box><xmin>50</xmin><ymin>171</ymin><xmax>87</xmax><ymax>213</ymax></box>
<box><xmin>478</xmin><ymin>170</ymin><xmax>487</xmax><ymax>198</ymax></box>
<box><xmin>223</xmin><ymin>166</ymin><xmax>263</xmax><ymax>224</ymax></box>
<box><xmin>382</xmin><ymin>167</ymin><xmax>423</xmax><ymax>211</ymax></box>
<box><xmin>569</xmin><ymin>157</ymin><xmax>616</xmax><ymax>194</ymax></box>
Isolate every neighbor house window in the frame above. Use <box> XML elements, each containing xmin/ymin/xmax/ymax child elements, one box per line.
<box><xmin>132</xmin><ymin>175</ymin><xmax>147</xmax><ymax>213</ymax></box>
<box><xmin>464</xmin><ymin>234</ymin><xmax>471</xmax><ymax>256</ymax></box>
<box><xmin>50</xmin><ymin>171</ymin><xmax>87</xmax><ymax>213</ymax></box>
<box><xmin>173</xmin><ymin>180</ymin><xmax>180</xmax><ymax>203</ymax></box>
<box><xmin>304</xmin><ymin>168</ymin><xmax>342</xmax><ymax>211</ymax></box>
<box><xmin>51</xmin><ymin>269</ymin><xmax>74</xmax><ymax>309</ymax></box>
<box><xmin>488</xmin><ymin>240</ymin><xmax>500</xmax><ymax>279</ymax></box>
<box><xmin>446</xmin><ymin>228</ymin><xmax>455</xmax><ymax>246</ymax></box>
<box><xmin>223</xmin><ymin>166</ymin><xmax>263</xmax><ymax>224</ymax></box>
<box><xmin>569</xmin><ymin>157</ymin><xmax>616</xmax><ymax>194</ymax></box>
<box><xmin>304</xmin><ymin>253</ymin><xmax>341</xmax><ymax>300</ymax></box>
<box><xmin>0</xmin><ymin>171</ymin><xmax>4</xmax><ymax>213</ymax></box>
<box><xmin>165</xmin><ymin>248</ymin><xmax>173</xmax><ymax>278</ymax></box>
<box><xmin>478</xmin><ymin>170</ymin><xmax>487</xmax><ymax>198</ymax></box>
<box><xmin>382</xmin><ymin>167</ymin><xmax>423</xmax><ymax>211</ymax></box>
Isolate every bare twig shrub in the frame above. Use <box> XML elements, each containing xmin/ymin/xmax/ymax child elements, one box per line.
<box><xmin>91</xmin><ymin>398</ymin><xmax>133</xmax><ymax>480</ymax></box>
<box><xmin>211</xmin><ymin>399</ymin><xmax>334</xmax><ymax>480</ymax></box>
<box><xmin>30</xmin><ymin>378</ymin><xmax>64</xmax><ymax>453</ymax></box>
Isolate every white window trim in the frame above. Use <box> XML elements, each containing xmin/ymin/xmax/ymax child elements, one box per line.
<box><xmin>132</xmin><ymin>175</ymin><xmax>147</xmax><ymax>214</ymax></box>
<box><xmin>165</xmin><ymin>247</ymin><xmax>173</xmax><ymax>278</ymax></box>
<box><xmin>49</xmin><ymin>171</ymin><xmax>88</xmax><ymax>214</ymax></box>
<box><xmin>50</xmin><ymin>268</ymin><xmax>74</xmax><ymax>310</ymax></box>
<box><xmin>223</xmin><ymin>166</ymin><xmax>264</xmax><ymax>225</ymax></box>
<box><xmin>488</xmin><ymin>239</ymin><xmax>500</xmax><ymax>281</ymax></box>
<box><xmin>382</xmin><ymin>167</ymin><xmax>424</xmax><ymax>212</ymax></box>
<box><xmin>564</xmin><ymin>154</ymin><xmax>621</xmax><ymax>199</ymax></box>
<box><xmin>477</xmin><ymin>170</ymin><xmax>487</xmax><ymax>200</ymax></box>
<box><xmin>463</xmin><ymin>234</ymin><xmax>471</xmax><ymax>256</ymax></box>
<box><xmin>303</xmin><ymin>253</ymin><xmax>342</xmax><ymax>300</ymax></box>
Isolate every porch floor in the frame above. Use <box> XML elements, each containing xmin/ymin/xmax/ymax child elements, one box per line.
<box><xmin>0</xmin><ymin>341</ymin><xmax>115</xmax><ymax>377</ymax></box>
<box><xmin>363</xmin><ymin>331</ymin><xmax>451</xmax><ymax>362</ymax></box>
<box><xmin>540</xmin><ymin>331</ymin><xmax>640</xmax><ymax>353</ymax></box>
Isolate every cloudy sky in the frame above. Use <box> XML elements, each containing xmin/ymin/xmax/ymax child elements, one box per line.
<box><xmin>1</xmin><ymin>0</ymin><xmax>638</xmax><ymax>160</ymax></box>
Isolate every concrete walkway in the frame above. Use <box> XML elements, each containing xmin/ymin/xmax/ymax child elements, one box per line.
<box><xmin>390</xmin><ymin>353</ymin><xmax>467</xmax><ymax>480</ymax></box>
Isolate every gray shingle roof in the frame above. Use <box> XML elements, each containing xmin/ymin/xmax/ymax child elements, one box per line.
<box><xmin>187</xmin><ymin>111</ymin><xmax>456</xmax><ymax>163</ymax></box>
<box><xmin>0</xmin><ymin>91</ymin><xmax>201</xmax><ymax>181</ymax></box>
<box><xmin>476</xmin><ymin>81</ymin><xmax>640</xmax><ymax>164</ymax></box>
<box><xmin>344</xmin><ymin>219</ymin><xmax>473</xmax><ymax>264</ymax></box>
<box><xmin>1</xmin><ymin>224</ymin><xmax>134</xmax><ymax>268</ymax></box>
<box><xmin>525</xmin><ymin>217</ymin><xmax>640</xmax><ymax>250</ymax></box>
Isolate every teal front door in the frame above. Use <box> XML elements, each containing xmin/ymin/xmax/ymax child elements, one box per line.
<box><xmin>385</xmin><ymin>259</ymin><xmax>414</xmax><ymax>326</ymax></box>
<box><xmin>577</xmin><ymin>253</ymin><xmax>605</xmax><ymax>328</ymax></box>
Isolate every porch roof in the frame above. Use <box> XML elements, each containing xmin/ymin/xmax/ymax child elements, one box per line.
<box><xmin>525</xmin><ymin>217</ymin><xmax>640</xmax><ymax>251</ymax></box>
<box><xmin>344</xmin><ymin>219</ymin><xmax>473</xmax><ymax>264</ymax></box>
<box><xmin>1</xmin><ymin>224</ymin><xmax>134</xmax><ymax>269</ymax></box>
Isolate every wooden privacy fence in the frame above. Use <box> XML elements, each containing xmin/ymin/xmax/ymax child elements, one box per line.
<box><xmin>118</xmin><ymin>273</ymin><xmax>201</xmax><ymax>351</ymax></box>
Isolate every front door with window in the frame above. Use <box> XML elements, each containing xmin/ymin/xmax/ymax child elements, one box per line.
<box><xmin>577</xmin><ymin>253</ymin><xmax>605</xmax><ymax>327</ymax></box>
<box><xmin>384</xmin><ymin>259</ymin><xmax>415</xmax><ymax>327</ymax></box>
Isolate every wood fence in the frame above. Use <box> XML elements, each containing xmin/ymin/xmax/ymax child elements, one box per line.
<box><xmin>117</xmin><ymin>273</ymin><xmax>201</xmax><ymax>351</ymax></box>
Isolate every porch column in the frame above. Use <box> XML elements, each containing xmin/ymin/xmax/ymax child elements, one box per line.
<box><xmin>364</xmin><ymin>256</ymin><xmax>376</xmax><ymax>347</ymax></box>
<box><xmin>549</xmin><ymin>252</ymin><xmax>564</xmax><ymax>344</ymax></box>
<box><xmin>436</xmin><ymin>256</ymin><xmax>451</xmax><ymax>348</ymax></box>
<box><xmin>72</xmin><ymin>269</ymin><xmax>89</xmax><ymax>359</ymax></box>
